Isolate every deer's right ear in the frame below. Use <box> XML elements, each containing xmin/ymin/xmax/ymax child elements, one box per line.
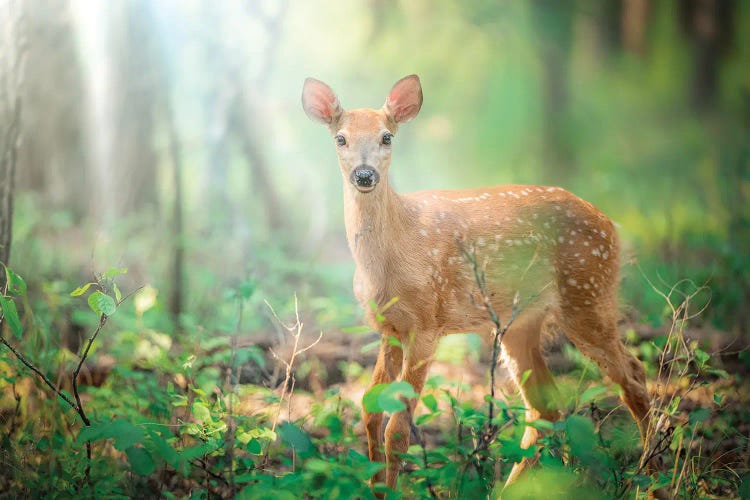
<box><xmin>302</xmin><ymin>78</ymin><xmax>342</xmax><ymax>126</ymax></box>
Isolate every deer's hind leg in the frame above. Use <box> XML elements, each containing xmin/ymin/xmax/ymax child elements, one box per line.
<box><xmin>501</xmin><ymin>310</ymin><xmax>562</xmax><ymax>486</ymax></box>
<box><xmin>560</xmin><ymin>294</ymin><xmax>650</xmax><ymax>439</ymax></box>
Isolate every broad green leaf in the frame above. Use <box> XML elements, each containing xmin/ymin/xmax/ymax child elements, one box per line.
<box><xmin>77</xmin><ymin>419</ymin><xmax>145</xmax><ymax>451</ymax></box>
<box><xmin>5</xmin><ymin>268</ymin><xmax>26</xmax><ymax>295</ymax></box>
<box><xmin>689</xmin><ymin>407</ymin><xmax>710</xmax><ymax>426</ymax></box>
<box><xmin>247</xmin><ymin>438</ymin><xmax>262</xmax><ymax>455</ymax></box>
<box><xmin>363</xmin><ymin>384</ymin><xmax>388</xmax><ymax>413</ymax></box>
<box><xmin>565</xmin><ymin>415</ymin><xmax>597</xmax><ymax>462</ymax></box>
<box><xmin>70</xmin><ymin>282</ymin><xmax>95</xmax><ymax>297</ymax></box>
<box><xmin>88</xmin><ymin>291</ymin><xmax>117</xmax><ymax>316</ymax></box>
<box><xmin>126</xmin><ymin>446</ymin><xmax>155</xmax><ymax>476</ymax></box>
<box><xmin>0</xmin><ymin>296</ymin><xmax>22</xmax><ymax>339</ymax></box>
<box><xmin>278</xmin><ymin>422</ymin><xmax>314</xmax><ymax>457</ymax></box>
<box><xmin>192</xmin><ymin>402</ymin><xmax>211</xmax><ymax>422</ymax></box>
<box><xmin>363</xmin><ymin>381</ymin><xmax>417</xmax><ymax>413</ymax></box>
<box><xmin>113</xmin><ymin>283</ymin><xmax>122</xmax><ymax>303</ymax></box>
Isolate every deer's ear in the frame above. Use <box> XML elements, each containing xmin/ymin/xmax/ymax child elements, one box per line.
<box><xmin>384</xmin><ymin>74</ymin><xmax>423</xmax><ymax>124</ymax></box>
<box><xmin>302</xmin><ymin>78</ymin><xmax>343</xmax><ymax>126</ymax></box>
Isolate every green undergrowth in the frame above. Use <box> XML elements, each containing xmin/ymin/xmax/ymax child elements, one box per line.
<box><xmin>0</xmin><ymin>266</ymin><xmax>748</xmax><ymax>499</ymax></box>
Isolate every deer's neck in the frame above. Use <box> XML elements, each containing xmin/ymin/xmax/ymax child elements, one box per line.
<box><xmin>343</xmin><ymin>180</ymin><xmax>411</xmax><ymax>263</ymax></box>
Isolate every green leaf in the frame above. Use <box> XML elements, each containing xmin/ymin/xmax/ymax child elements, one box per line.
<box><xmin>192</xmin><ymin>402</ymin><xmax>211</xmax><ymax>422</ymax></box>
<box><xmin>363</xmin><ymin>381</ymin><xmax>417</xmax><ymax>413</ymax></box>
<box><xmin>278</xmin><ymin>422</ymin><xmax>314</xmax><ymax>457</ymax></box>
<box><xmin>360</xmin><ymin>340</ymin><xmax>381</xmax><ymax>353</ymax></box>
<box><xmin>694</xmin><ymin>348</ymin><xmax>710</xmax><ymax>366</ymax></box>
<box><xmin>102</xmin><ymin>267</ymin><xmax>128</xmax><ymax>279</ymax></box>
<box><xmin>386</xmin><ymin>336</ymin><xmax>402</xmax><ymax>347</ymax></box>
<box><xmin>363</xmin><ymin>383</ymin><xmax>388</xmax><ymax>413</ymax></box>
<box><xmin>341</xmin><ymin>325</ymin><xmax>371</xmax><ymax>334</ymax></box>
<box><xmin>247</xmin><ymin>438</ymin><xmax>262</xmax><ymax>455</ymax></box>
<box><xmin>416</xmin><ymin>412</ymin><xmax>441</xmax><ymax>425</ymax></box>
<box><xmin>5</xmin><ymin>268</ymin><xmax>26</xmax><ymax>295</ymax></box>
<box><xmin>0</xmin><ymin>296</ymin><xmax>22</xmax><ymax>339</ymax></box>
<box><xmin>78</xmin><ymin>419</ymin><xmax>145</xmax><ymax>451</ymax></box>
<box><xmin>421</xmin><ymin>394</ymin><xmax>438</xmax><ymax>412</ymax></box>
<box><xmin>113</xmin><ymin>283</ymin><xmax>122</xmax><ymax>303</ymax></box>
<box><xmin>70</xmin><ymin>282</ymin><xmax>95</xmax><ymax>297</ymax></box>
<box><xmin>579</xmin><ymin>386</ymin><xmax>608</xmax><ymax>405</ymax></box>
<box><xmin>88</xmin><ymin>291</ymin><xmax>117</xmax><ymax>316</ymax></box>
<box><xmin>519</xmin><ymin>369</ymin><xmax>532</xmax><ymax>387</ymax></box>
<box><xmin>689</xmin><ymin>407</ymin><xmax>711</xmax><ymax>426</ymax></box>
<box><xmin>126</xmin><ymin>446</ymin><xmax>155</xmax><ymax>476</ymax></box>
<box><xmin>565</xmin><ymin>415</ymin><xmax>597</xmax><ymax>462</ymax></box>
<box><xmin>239</xmin><ymin>281</ymin><xmax>255</xmax><ymax>299</ymax></box>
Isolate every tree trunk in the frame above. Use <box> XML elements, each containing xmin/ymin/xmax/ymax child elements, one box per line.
<box><xmin>530</xmin><ymin>0</ymin><xmax>576</xmax><ymax>185</ymax></box>
<box><xmin>0</xmin><ymin>1</ymin><xmax>23</xmax><ymax>276</ymax></box>
<box><xmin>679</xmin><ymin>0</ymin><xmax>735</xmax><ymax>112</ymax></box>
<box><xmin>16</xmin><ymin>0</ymin><xmax>87</xmax><ymax>219</ymax></box>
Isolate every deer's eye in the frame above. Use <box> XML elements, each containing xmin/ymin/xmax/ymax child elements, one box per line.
<box><xmin>382</xmin><ymin>133</ymin><xmax>392</xmax><ymax>146</ymax></box>
<box><xmin>335</xmin><ymin>135</ymin><xmax>346</xmax><ymax>146</ymax></box>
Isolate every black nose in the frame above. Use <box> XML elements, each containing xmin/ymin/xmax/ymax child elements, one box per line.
<box><xmin>351</xmin><ymin>166</ymin><xmax>380</xmax><ymax>189</ymax></box>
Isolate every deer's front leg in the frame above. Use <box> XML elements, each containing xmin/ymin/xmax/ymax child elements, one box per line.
<box><xmin>364</xmin><ymin>333</ymin><xmax>403</xmax><ymax>487</ymax></box>
<box><xmin>384</xmin><ymin>335</ymin><xmax>437</xmax><ymax>490</ymax></box>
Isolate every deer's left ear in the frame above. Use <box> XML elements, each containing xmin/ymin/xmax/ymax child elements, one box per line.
<box><xmin>384</xmin><ymin>74</ymin><xmax>423</xmax><ymax>124</ymax></box>
<box><xmin>302</xmin><ymin>78</ymin><xmax>343</xmax><ymax>126</ymax></box>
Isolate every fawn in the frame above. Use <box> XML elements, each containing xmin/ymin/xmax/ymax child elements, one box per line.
<box><xmin>302</xmin><ymin>75</ymin><xmax>651</xmax><ymax>492</ymax></box>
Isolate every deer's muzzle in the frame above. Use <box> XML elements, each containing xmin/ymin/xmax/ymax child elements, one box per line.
<box><xmin>350</xmin><ymin>166</ymin><xmax>380</xmax><ymax>192</ymax></box>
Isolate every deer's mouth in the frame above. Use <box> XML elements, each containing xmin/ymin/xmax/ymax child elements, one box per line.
<box><xmin>350</xmin><ymin>166</ymin><xmax>380</xmax><ymax>193</ymax></box>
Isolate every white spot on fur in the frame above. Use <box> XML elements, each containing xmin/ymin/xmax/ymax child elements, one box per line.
<box><xmin>420</xmin><ymin>229</ymin><xmax>428</xmax><ymax>237</ymax></box>
<box><xmin>567</xmin><ymin>278</ymin><xmax>577</xmax><ymax>286</ymax></box>
<box><xmin>431</xmin><ymin>248</ymin><xmax>439</xmax><ymax>256</ymax></box>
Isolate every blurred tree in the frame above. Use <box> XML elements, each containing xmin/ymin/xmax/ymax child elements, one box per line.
<box><xmin>622</xmin><ymin>0</ymin><xmax>650</xmax><ymax>54</ymax></box>
<box><xmin>0</xmin><ymin>0</ymin><xmax>23</xmax><ymax>278</ymax></box>
<box><xmin>16</xmin><ymin>0</ymin><xmax>87</xmax><ymax>219</ymax></box>
<box><xmin>530</xmin><ymin>0</ymin><xmax>575</xmax><ymax>185</ymax></box>
<box><xmin>106</xmin><ymin>0</ymin><xmax>159</xmax><ymax>218</ymax></box>
<box><xmin>679</xmin><ymin>0</ymin><xmax>735</xmax><ymax>111</ymax></box>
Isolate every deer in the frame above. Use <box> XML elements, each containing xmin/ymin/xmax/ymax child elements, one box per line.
<box><xmin>301</xmin><ymin>75</ymin><xmax>652</xmax><ymax>493</ymax></box>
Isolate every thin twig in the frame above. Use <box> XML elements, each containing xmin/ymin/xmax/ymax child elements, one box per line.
<box><xmin>0</xmin><ymin>333</ymin><xmax>78</xmax><ymax>410</ymax></box>
<box><xmin>260</xmin><ymin>295</ymin><xmax>322</xmax><ymax>468</ymax></box>
<box><xmin>72</xmin><ymin>313</ymin><xmax>108</xmax><ymax>427</ymax></box>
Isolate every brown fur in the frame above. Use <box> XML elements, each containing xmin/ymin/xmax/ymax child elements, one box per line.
<box><xmin>302</xmin><ymin>75</ymin><xmax>651</xmax><ymax>492</ymax></box>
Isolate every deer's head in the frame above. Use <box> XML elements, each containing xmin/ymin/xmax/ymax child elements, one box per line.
<box><xmin>302</xmin><ymin>75</ymin><xmax>422</xmax><ymax>194</ymax></box>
